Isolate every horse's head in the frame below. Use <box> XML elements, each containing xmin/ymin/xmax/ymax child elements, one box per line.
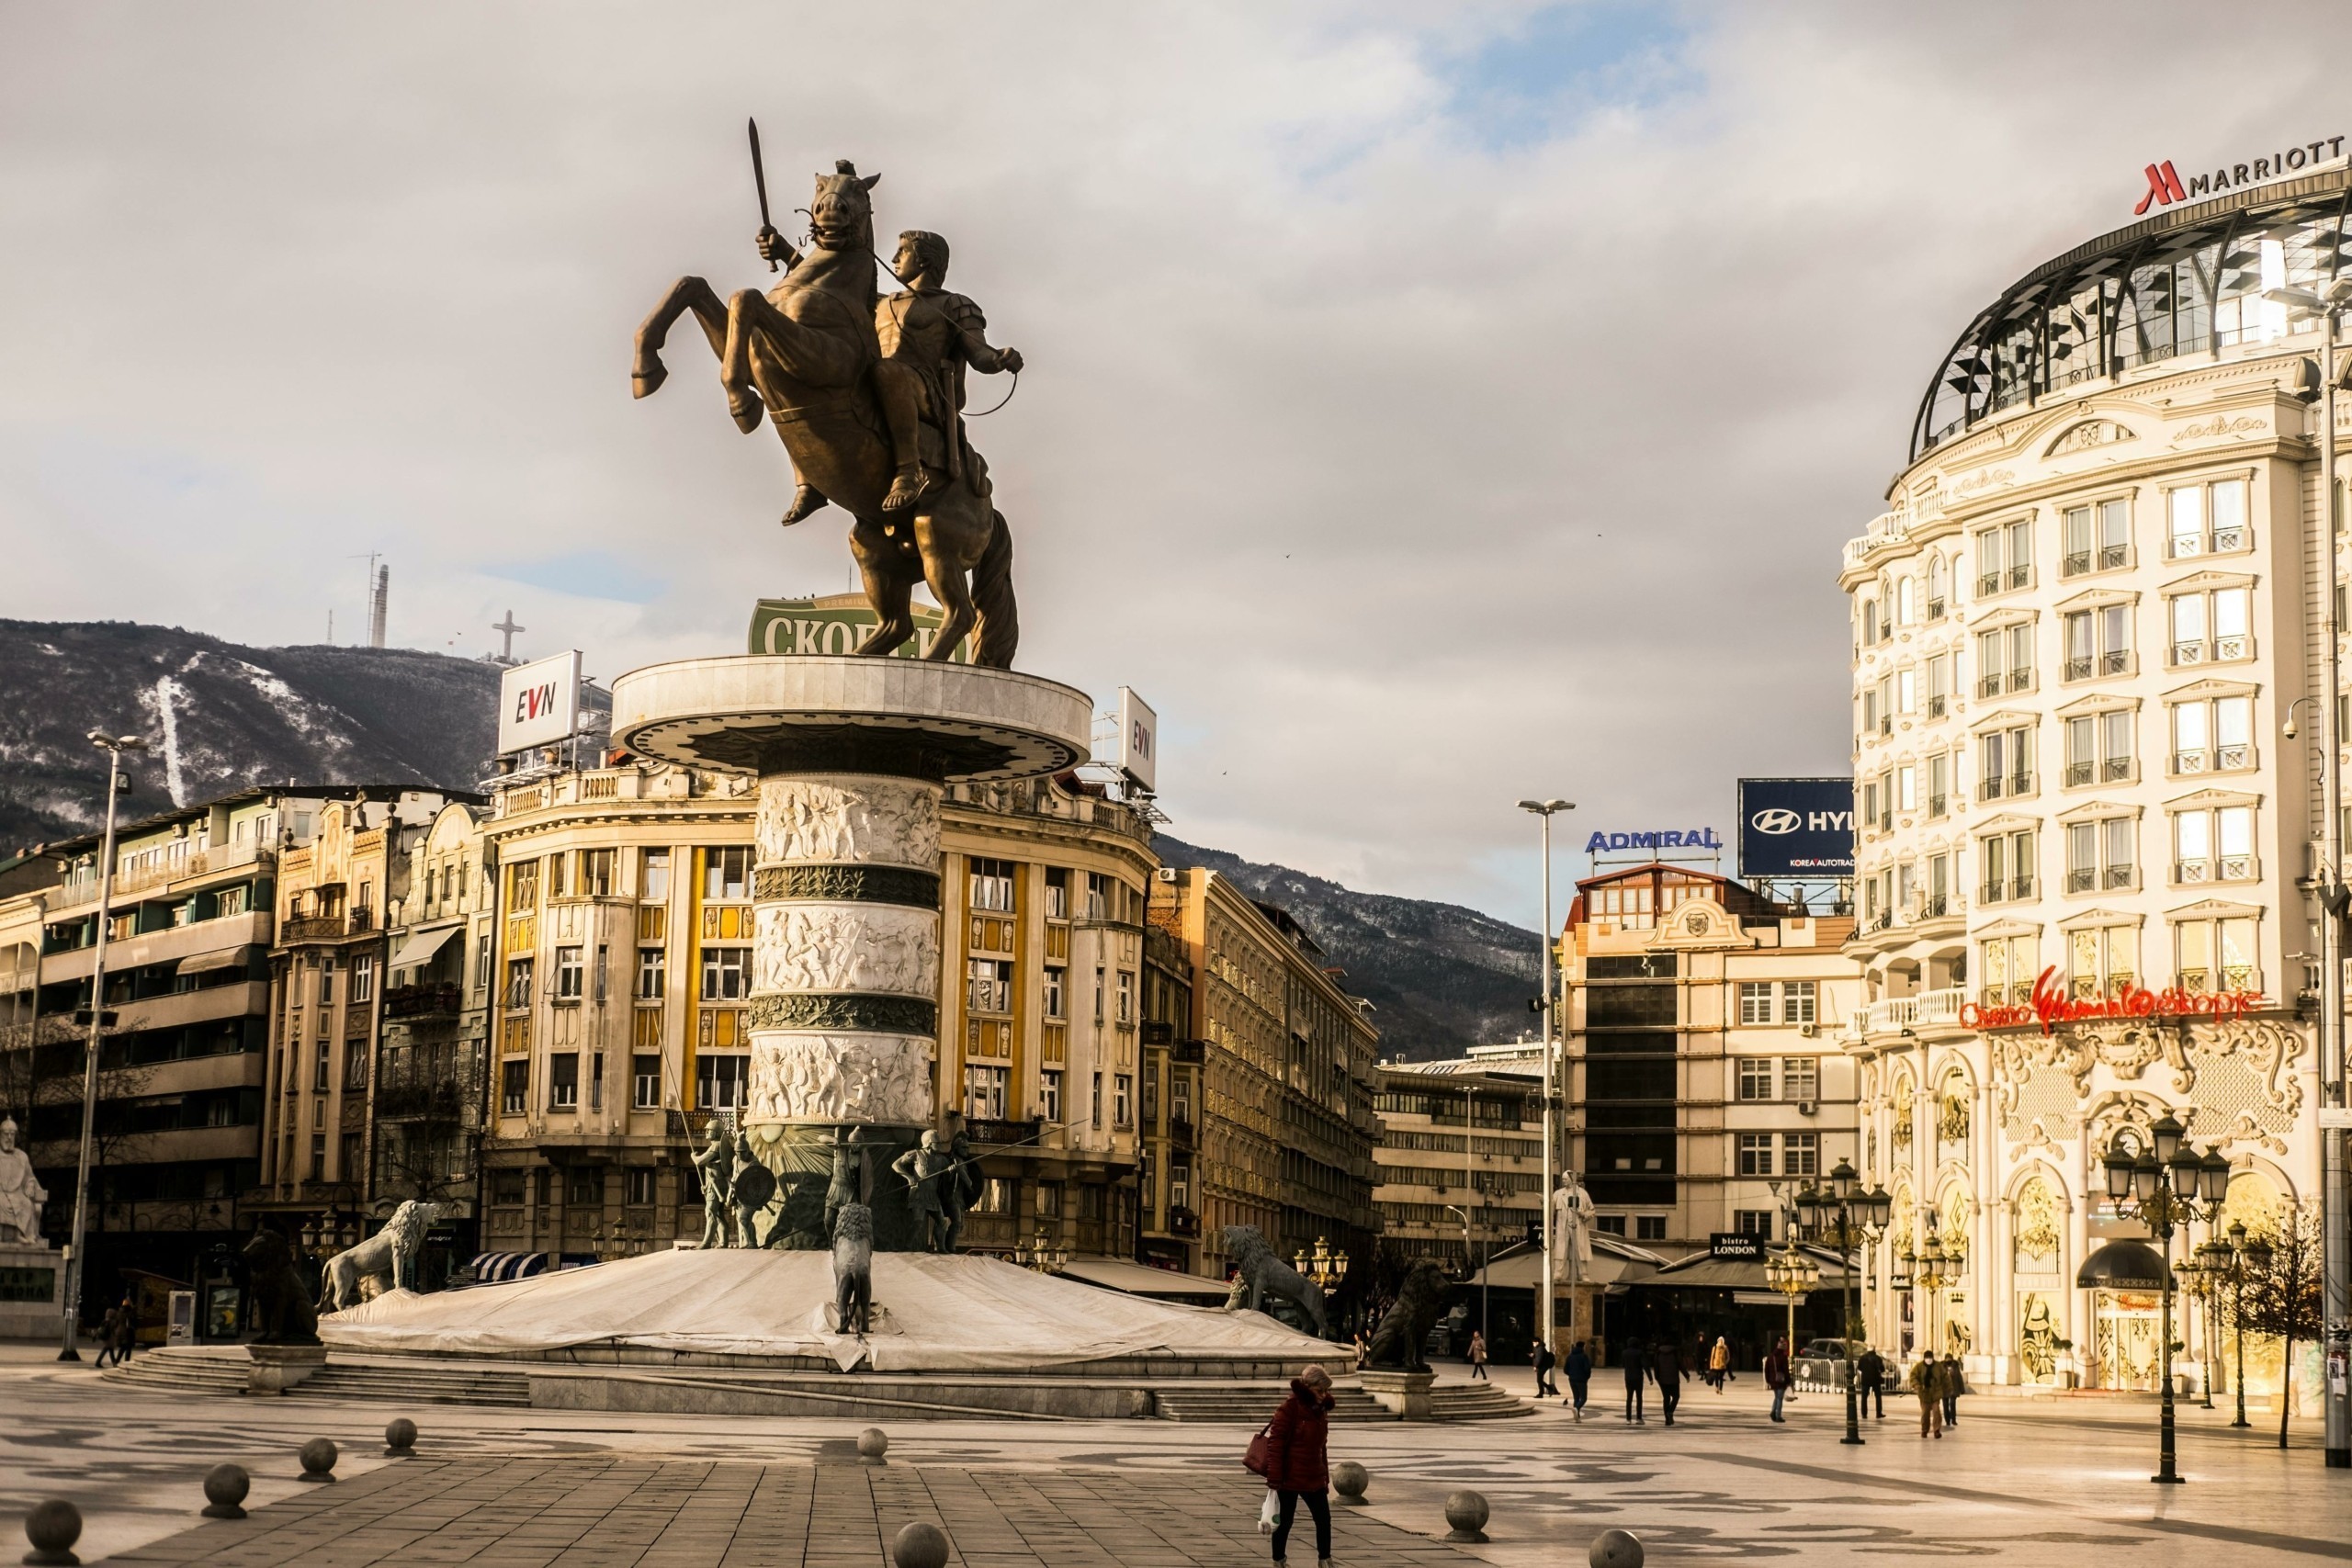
<box><xmin>808</xmin><ymin>160</ymin><xmax>878</xmax><ymax>253</ymax></box>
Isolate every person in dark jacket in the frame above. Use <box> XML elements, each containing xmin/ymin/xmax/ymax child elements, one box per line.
<box><xmin>1857</xmin><ymin>1347</ymin><xmax>1885</xmax><ymax>1418</ymax></box>
<box><xmin>109</xmin><ymin>1293</ymin><xmax>137</xmax><ymax>1365</ymax></box>
<box><xmin>1939</xmin><ymin>1352</ymin><xmax>1963</xmax><ymax>1427</ymax></box>
<box><xmin>1563</xmin><ymin>1339</ymin><xmax>1592</xmax><ymax>1420</ymax></box>
<box><xmin>93</xmin><ymin>1303</ymin><xmax>121</xmax><ymax>1370</ymax></box>
<box><xmin>1263</xmin><ymin>1365</ymin><xmax>1335</xmax><ymax>1565</ymax></box>
<box><xmin>1653</xmin><ymin>1337</ymin><xmax>1687</xmax><ymax>1425</ymax></box>
<box><xmin>1764</xmin><ymin>1336</ymin><xmax>1791</xmax><ymax>1423</ymax></box>
<box><xmin>1532</xmin><ymin>1338</ymin><xmax>1557</xmax><ymax>1397</ymax></box>
<box><xmin>1621</xmin><ymin>1337</ymin><xmax>1650</xmax><ymax>1424</ymax></box>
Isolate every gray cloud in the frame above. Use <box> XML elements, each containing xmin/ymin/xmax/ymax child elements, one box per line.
<box><xmin>0</xmin><ymin>1</ymin><xmax>2341</xmax><ymax>920</ymax></box>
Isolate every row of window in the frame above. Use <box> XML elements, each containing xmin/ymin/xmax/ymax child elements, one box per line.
<box><xmin>1736</xmin><ymin>1132</ymin><xmax>1820</xmax><ymax>1177</ymax></box>
<box><xmin>1733</xmin><ymin>981</ymin><xmax>1818</xmax><ymax>1026</ymax></box>
<box><xmin>1855</xmin><ymin>478</ymin><xmax>2255</xmax><ymax>653</ymax></box>
<box><xmin>1977</xmin><ymin>914</ymin><xmax>2258</xmax><ymax>1002</ymax></box>
<box><xmin>966</xmin><ymin>958</ymin><xmax>1135</xmax><ymax>1023</ymax></box>
<box><xmin>1734</xmin><ymin>1055</ymin><xmax>1819</xmax><ymax>1101</ymax></box>
<box><xmin>960</xmin><ymin>1063</ymin><xmax>1134</xmax><ymax>1127</ymax></box>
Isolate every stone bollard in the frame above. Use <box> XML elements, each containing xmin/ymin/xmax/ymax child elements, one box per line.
<box><xmin>384</xmin><ymin>1419</ymin><xmax>418</xmax><ymax>1459</ymax></box>
<box><xmin>201</xmin><ymin>1463</ymin><xmax>252</xmax><ymax>1520</ymax></box>
<box><xmin>1442</xmin><ymin>1489</ymin><xmax>1489</xmax><ymax>1544</ymax></box>
<box><xmin>298</xmin><ymin>1438</ymin><xmax>339</xmax><ymax>1483</ymax></box>
<box><xmin>21</xmin><ymin>1499</ymin><xmax>82</xmax><ymax>1566</ymax></box>
<box><xmin>1331</xmin><ymin>1461</ymin><xmax>1368</xmax><ymax>1506</ymax></box>
<box><xmin>1589</xmin><ymin>1528</ymin><xmax>1644</xmax><ymax>1568</ymax></box>
<box><xmin>890</xmin><ymin>1521</ymin><xmax>949</xmax><ymax>1568</ymax></box>
<box><xmin>857</xmin><ymin>1427</ymin><xmax>889</xmax><ymax>1466</ymax></box>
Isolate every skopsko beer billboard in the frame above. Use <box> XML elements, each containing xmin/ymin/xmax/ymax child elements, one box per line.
<box><xmin>747</xmin><ymin>593</ymin><xmax>970</xmax><ymax>662</ymax></box>
<box><xmin>1737</xmin><ymin>778</ymin><xmax>1856</xmax><ymax>878</ymax></box>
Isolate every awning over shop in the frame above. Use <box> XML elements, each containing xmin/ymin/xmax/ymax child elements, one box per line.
<box><xmin>468</xmin><ymin>1252</ymin><xmax>553</xmax><ymax>1284</ymax></box>
<box><xmin>1057</xmin><ymin>1258</ymin><xmax>1234</xmax><ymax>1302</ymax></box>
<box><xmin>388</xmin><ymin>924</ymin><xmax>462</xmax><ymax>972</ymax></box>
<box><xmin>2076</xmin><ymin>1239</ymin><xmax>2171</xmax><ymax>1292</ymax></box>
<box><xmin>175</xmin><ymin>946</ymin><xmax>254</xmax><ymax>976</ymax></box>
<box><xmin>1629</xmin><ymin>1243</ymin><xmax>1853</xmax><ymax>1293</ymax></box>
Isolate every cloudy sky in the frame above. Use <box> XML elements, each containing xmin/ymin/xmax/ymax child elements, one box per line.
<box><xmin>2</xmin><ymin>2</ymin><xmax>2345</xmax><ymax>925</ymax></box>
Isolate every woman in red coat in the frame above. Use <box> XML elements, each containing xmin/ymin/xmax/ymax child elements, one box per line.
<box><xmin>1264</xmin><ymin>1364</ymin><xmax>1335</xmax><ymax>1565</ymax></box>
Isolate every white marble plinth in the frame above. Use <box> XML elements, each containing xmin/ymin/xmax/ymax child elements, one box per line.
<box><xmin>1359</xmin><ymin>1369</ymin><xmax>1436</xmax><ymax>1420</ymax></box>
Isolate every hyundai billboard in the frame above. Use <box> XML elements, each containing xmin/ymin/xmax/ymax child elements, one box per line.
<box><xmin>1737</xmin><ymin>778</ymin><xmax>1855</xmax><ymax>877</ymax></box>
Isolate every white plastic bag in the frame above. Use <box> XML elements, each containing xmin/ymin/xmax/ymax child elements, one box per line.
<box><xmin>1258</xmin><ymin>1492</ymin><xmax>1280</xmax><ymax>1535</ymax></box>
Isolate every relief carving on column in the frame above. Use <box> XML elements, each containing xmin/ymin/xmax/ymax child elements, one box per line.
<box><xmin>757</xmin><ymin>775</ymin><xmax>940</xmax><ymax>868</ymax></box>
<box><xmin>746</xmin><ymin>1033</ymin><xmax>934</xmax><ymax>1126</ymax></box>
<box><xmin>753</xmin><ymin>903</ymin><xmax>938</xmax><ymax>998</ymax></box>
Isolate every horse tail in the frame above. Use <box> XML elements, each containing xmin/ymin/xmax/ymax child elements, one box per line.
<box><xmin>970</xmin><ymin>509</ymin><xmax>1018</xmax><ymax>669</ymax></box>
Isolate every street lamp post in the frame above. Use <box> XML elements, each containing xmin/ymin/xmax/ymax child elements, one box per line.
<box><xmin>1796</xmin><ymin>1162</ymin><xmax>1893</xmax><ymax>1446</ymax></box>
<box><xmin>2222</xmin><ymin>1222</ymin><xmax>2271</xmax><ymax>1430</ymax></box>
<box><xmin>58</xmin><ymin>730</ymin><xmax>146</xmax><ymax>1362</ymax></box>
<box><xmin>2267</xmin><ymin>273</ymin><xmax>2352</xmax><ymax>1468</ymax></box>
<box><xmin>1764</xmin><ymin>1245</ymin><xmax>1819</xmax><ymax>1382</ymax></box>
<box><xmin>1291</xmin><ymin>1235</ymin><xmax>1350</xmax><ymax>1297</ymax></box>
<box><xmin>1518</xmin><ymin>798</ymin><xmax>1573</xmax><ymax>1360</ymax></box>
<box><xmin>1903</xmin><ymin>1224</ymin><xmax>1955</xmax><ymax>1359</ymax></box>
<box><xmin>2102</xmin><ymin>1115</ymin><xmax>2232</xmax><ymax>1484</ymax></box>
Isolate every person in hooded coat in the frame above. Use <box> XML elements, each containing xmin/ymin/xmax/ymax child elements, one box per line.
<box><xmin>1263</xmin><ymin>1363</ymin><xmax>1336</xmax><ymax>1566</ymax></box>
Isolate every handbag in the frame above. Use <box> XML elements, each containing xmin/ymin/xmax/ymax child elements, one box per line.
<box><xmin>1244</xmin><ymin>1423</ymin><xmax>1273</xmax><ymax>1477</ymax></box>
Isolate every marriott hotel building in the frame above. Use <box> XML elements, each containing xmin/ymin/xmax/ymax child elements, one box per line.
<box><xmin>1838</xmin><ymin>164</ymin><xmax>2344</xmax><ymax>1397</ymax></box>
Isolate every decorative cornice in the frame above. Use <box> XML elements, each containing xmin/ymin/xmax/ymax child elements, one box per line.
<box><xmin>752</xmin><ymin>864</ymin><xmax>941</xmax><ymax>908</ymax></box>
<box><xmin>747</xmin><ymin>992</ymin><xmax>937</xmax><ymax>1034</ymax></box>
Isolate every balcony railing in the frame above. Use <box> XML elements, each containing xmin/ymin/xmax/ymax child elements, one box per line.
<box><xmin>281</xmin><ymin>911</ymin><xmax>368</xmax><ymax>942</ymax></box>
<box><xmin>1982</xmin><ymin>877</ymin><xmax>2036</xmax><ymax>905</ymax></box>
<box><xmin>1928</xmin><ymin>792</ymin><xmax>1948</xmax><ymax>818</ymax></box>
<box><xmin>1978</xmin><ymin>674</ymin><xmax>2001</xmax><ymax>698</ymax></box>
<box><xmin>966</xmin><ymin>1116</ymin><xmax>1042</xmax><ymax>1146</ymax></box>
<box><xmin>1927</xmin><ymin>598</ymin><xmax>1947</xmax><ymax>621</ymax></box>
<box><xmin>1979</xmin><ymin>773</ymin><xmax>2032</xmax><ymax>802</ymax></box>
<box><xmin>2065</xmin><ymin>867</ymin><xmax>2096</xmax><ymax>892</ymax></box>
<box><xmin>384</xmin><ymin>982</ymin><xmax>463</xmax><ymax>1020</ymax></box>
<box><xmin>1927</xmin><ymin>694</ymin><xmax>1947</xmax><ymax>717</ymax></box>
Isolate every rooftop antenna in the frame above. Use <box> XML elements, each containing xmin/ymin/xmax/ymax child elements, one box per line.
<box><xmin>350</xmin><ymin>552</ymin><xmax>385</xmax><ymax>648</ymax></box>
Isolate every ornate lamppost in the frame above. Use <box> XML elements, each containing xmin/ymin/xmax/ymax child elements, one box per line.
<box><xmin>2102</xmin><ymin>1114</ymin><xmax>2232</xmax><ymax>1484</ymax></box>
<box><xmin>1292</xmin><ymin>1236</ymin><xmax>1350</xmax><ymax>1295</ymax></box>
<box><xmin>1012</xmin><ymin>1230</ymin><xmax>1068</xmax><ymax>1274</ymax></box>
<box><xmin>1795</xmin><ymin>1160</ymin><xmax>1893</xmax><ymax>1446</ymax></box>
<box><xmin>1902</xmin><ymin>1224</ymin><xmax>1956</xmax><ymax>1358</ymax></box>
<box><xmin>1765</xmin><ymin>1246</ymin><xmax>1820</xmax><ymax>1393</ymax></box>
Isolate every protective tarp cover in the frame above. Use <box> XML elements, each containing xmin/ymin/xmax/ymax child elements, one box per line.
<box><xmin>322</xmin><ymin>1247</ymin><xmax>1330</xmax><ymax>1371</ymax></box>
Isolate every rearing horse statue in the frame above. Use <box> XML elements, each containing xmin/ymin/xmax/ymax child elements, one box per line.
<box><xmin>631</xmin><ymin>161</ymin><xmax>1018</xmax><ymax>669</ymax></box>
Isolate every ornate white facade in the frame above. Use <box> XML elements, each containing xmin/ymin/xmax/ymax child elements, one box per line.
<box><xmin>1837</xmin><ymin>167</ymin><xmax>2346</xmax><ymax>1397</ymax></box>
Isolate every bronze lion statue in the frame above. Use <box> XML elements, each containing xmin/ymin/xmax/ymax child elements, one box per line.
<box><xmin>1364</xmin><ymin>1258</ymin><xmax>1451</xmax><ymax>1371</ymax></box>
<box><xmin>242</xmin><ymin>1227</ymin><xmax>320</xmax><ymax>1346</ymax></box>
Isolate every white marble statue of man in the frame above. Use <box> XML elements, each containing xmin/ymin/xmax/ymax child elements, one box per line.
<box><xmin>1550</xmin><ymin>1171</ymin><xmax>1595</xmax><ymax>1286</ymax></box>
<box><xmin>0</xmin><ymin>1116</ymin><xmax>47</xmax><ymax>1246</ymax></box>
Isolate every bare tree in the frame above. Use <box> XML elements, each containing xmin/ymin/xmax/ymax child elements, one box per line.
<box><xmin>2222</xmin><ymin>1206</ymin><xmax>2323</xmax><ymax>1450</ymax></box>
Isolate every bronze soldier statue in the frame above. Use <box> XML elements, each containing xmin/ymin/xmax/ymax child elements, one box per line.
<box><xmin>892</xmin><ymin>1130</ymin><xmax>958</xmax><ymax>1253</ymax></box>
<box><xmin>762</xmin><ymin>228</ymin><xmax>1023</xmax><ymax>524</ymax></box>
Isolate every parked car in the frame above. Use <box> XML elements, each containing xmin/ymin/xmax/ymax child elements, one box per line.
<box><xmin>1792</xmin><ymin>1337</ymin><xmax>1850</xmax><ymax>1388</ymax></box>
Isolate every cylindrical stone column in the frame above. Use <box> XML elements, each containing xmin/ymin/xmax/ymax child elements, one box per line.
<box><xmin>741</xmin><ymin>772</ymin><xmax>943</xmax><ymax>1250</ymax></box>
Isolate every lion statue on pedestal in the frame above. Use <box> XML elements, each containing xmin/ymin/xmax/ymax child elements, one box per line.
<box><xmin>242</xmin><ymin>1228</ymin><xmax>319</xmax><ymax>1346</ymax></box>
<box><xmin>1221</xmin><ymin>1224</ymin><xmax>1327</xmax><ymax>1337</ymax></box>
<box><xmin>319</xmin><ymin>1201</ymin><xmax>439</xmax><ymax>1313</ymax></box>
<box><xmin>1364</xmin><ymin>1258</ymin><xmax>1451</xmax><ymax>1372</ymax></box>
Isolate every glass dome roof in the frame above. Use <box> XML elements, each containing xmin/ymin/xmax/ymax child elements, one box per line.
<box><xmin>1911</xmin><ymin>166</ymin><xmax>2352</xmax><ymax>463</ymax></box>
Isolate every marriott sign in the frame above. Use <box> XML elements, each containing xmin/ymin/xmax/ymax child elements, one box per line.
<box><xmin>2135</xmin><ymin>135</ymin><xmax>2347</xmax><ymax>215</ymax></box>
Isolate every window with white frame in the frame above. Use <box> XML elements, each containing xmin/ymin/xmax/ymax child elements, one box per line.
<box><xmin>1781</xmin><ymin>1056</ymin><xmax>1819</xmax><ymax>1101</ymax></box>
<box><xmin>555</xmin><ymin>945</ymin><xmax>584</xmax><ymax>1001</ymax></box>
<box><xmin>1975</xmin><ymin>519</ymin><xmax>2034</xmax><ymax>596</ymax></box>
<box><xmin>2175</xmin><ymin>914</ymin><xmax>2256</xmax><ymax>994</ymax></box>
<box><xmin>1040</xmin><ymin>1068</ymin><xmax>1062</xmax><ymax>1122</ymax></box>
<box><xmin>1895</xmin><ymin>575</ymin><xmax>1917</xmax><ymax>626</ymax></box>
<box><xmin>1978</xmin><ymin>726</ymin><xmax>2033</xmax><ymax>800</ymax></box>
<box><xmin>2064</xmin><ymin>816</ymin><xmax>2136</xmax><ymax>893</ymax></box>
<box><xmin>963</xmin><ymin>1064</ymin><xmax>1009</xmax><ymax>1121</ymax></box>
<box><xmin>1782</xmin><ymin>981</ymin><xmax>1817</xmax><ymax>1025</ymax></box>
<box><xmin>350</xmin><ymin>953</ymin><xmax>374</xmax><ymax>1003</ymax></box>
<box><xmin>2063</xmin><ymin>497</ymin><xmax>2132</xmax><ymax>575</ymax></box>
<box><xmin>1043</xmin><ymin>965</ymin><xmax>1066</xmax><ymax>1019</ymax></box>
<box><xmin>1976</xmin><ymin>623</ymin><xmax>2035</xmax><ymax>696</ymax></box>
<box><xmin>1737</xmin><ymin>1134</ymin><xmax>1775</xmax><ymax>1177</ymax></box>
<box><xmin>1737</xmin><ymin>1057</ymin><xmax>1774</xmax><ymax>1100</ymax></box>
<box><xmin>2165</xmin><ymin>477</ymin><xmax>2249</xmax><ymax>559</ymax></box>
<box><xmin>1874</xmin><ymin>675</ymin><xmax>1894</xmax><ymax>734</ymax></box>
<box><xmin>2067</xmin><ymin>923</ymin><xmax>2139</xmax><ymax>999</ymax></box>
<box><xmin>2064</xmin><ymin>709</ymin><xmax>2133</xmax><ymax>786</ymax></box>
<box><xmin>1980</xmin><ymin>829</ymin><xmax>2036</xmax><ymax>902</ymax></box>
<box><xmin>1781</xmin><ymin>1133</ymin><xmax>1819</xmax><ymax>1177</ymax></box>
<box><xmin>696</xmin><ymin>1052</ymin><xmax>750</xmax><ymax>1111</ymax></box>
<box><xmin>1897</xmin><ymin>764</ymin><xmax>1917</xmax><ymax>812</ymax></box>
<box><xmin>699</xmin><ymin>946</ymin><xmax>749</xmax><ymax>1001</ymax></box>
<box><xmin>1860</xmin><ymin>598</ymin><xmax>1880</xmax><ymax>649</ymax></box>
<box><xmin>968</xmin><ymin>857</ymin><xmax>1015</xmax><ymax>912</ymax></box>
<box><xmin>2063</xmin><ymin>604</ymin><xmax>2132</xmax><ymax>681</ymax></box>
<box><xmin>1737</xmin><ymin>982</ymin><xmax>1775</xmax><ymax>1025</ymax></box>
<box><xmin>1928</xmin><ymin>751</ymin><xmax>1951</xmax><ymax>817</ymax></box>
<box><xmin>1896</xmin><ymin>666</ymin><xmax>1917</xmax><ymax>715</ymax></box>
<box><xmin>2168</xmin><ymin>693</ymin><xmax>2255</xmax><ymax>774</ymax></box>
<box><xmin>1926</xmin><ymin>553</ymin><xmax>1948</xmax><ymax>617</ymax></box>
<box><xmin>1925</xmin><ymin>651</ymin><xmax>1951</xmax><ymax>716</ymax></box>
<box><xmin>1980</xmin><ymin>934</ymin><xmax>2039</xmax><ymax>1006</ymax></box>
<box><xmin>2172</xmin><ymin>803</ymin><xmax>2256</xmax><ymax>884</ymax></box>
<box><xmin>637</xmin><ymin>947</ymin><xmax>664</xmax><ymax>1000</ymax></box>
<box><xmin>967</xmin><ymin>957</ymin><xmax>1012</xmax><ymax>1014</ymax></box>
<box><xmin>2166</xmin><ymin>584</ymin><xmax>2252</xmax><ymax>667</ymax></box>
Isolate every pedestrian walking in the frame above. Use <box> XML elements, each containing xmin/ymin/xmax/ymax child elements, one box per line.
<box><xmin>1857</xmin><ymin>1346</ymin><xmax>1886</xmax><ymax>1418</ymax></box>
<box><xmin>1564</xmin><ymin>1338</ymin><xmax>1592</xmax><ymax>1420</ymax></box>
<box><xmin>1939</xmin><ymin>1351</ymin><xmax>1964</xmax><ymax>1427</ymax></box>
<box><xmin>1621</xmin><ymin>1337</ymin><xmax>1649</xmax><ymax>1424</ymax></box>
<box><xmin>1532</xmin><ymin>1337</ymin><xmax>1557</xmax><ymax>1397</ymax></box>
<box><xmin>93</xmin><ymin>1303</ymin><xmax>120</xmax><ymax>1370</ymax></box>
<box><xmin>1467</xmin><ymin>1330</ymin><xmax>1488</xmax><ymax>1381</ymax></box>
<box><xmin>1653</xmin><ymin>1337</ymin><xmax>1686</xmax><ymax>1426</ymax></box>
<box><xmin>1261</xmin><ymin>1364</ymin><xmax>1336</xmax><ymax>1566</ymax></box>
<box><xmin>1708</xmin><ymin>1336</ymin><xmax>1730</xmax><ymax>1393</ymax></box>
<box><xmin>1764</xmin><ymin>1335</ymin><xmax>1791</xmax><ymax>1424</ymax></box>
<box><xmin>111</xmin><ymin>1293</ymin><xmax>138</xmax><ymax>1365</ymax></box>
<box><xmin>1906</xmin><ymin>1355</ymin><xmax>1945</xmax><ymax>1438</ymax></box>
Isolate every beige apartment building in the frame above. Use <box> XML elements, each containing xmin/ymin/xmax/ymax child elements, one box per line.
<box><xmin>1562</xmin><ymin>863</ymin><xmax>1863</xmax><ymax>1251</ymax></box>
<box><xmin>1371</xmin><ymin>1049</ymin><xmax>1545</xmax><ymax>1269</ymax></box>
<box><xmin>1837</xmin><ymin>163</ymin><xmax>2346</xmax><ymax>1393</ymax></box>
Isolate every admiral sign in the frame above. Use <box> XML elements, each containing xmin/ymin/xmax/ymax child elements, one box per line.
<box><xmin>1737</xmin><ymin>778</ymin><xmax>1856</xmax><ymax>878</ymax></box>
<box><xmin>496</xmin><ymin>649</ymin><xmax>582</xmax><ymax>755</ymax></box>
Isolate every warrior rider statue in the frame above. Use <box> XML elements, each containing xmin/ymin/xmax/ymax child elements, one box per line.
<box><xmin>757</xmin><ymin>226</ymin><xmax>1024</xmax><ymax>523</ymax></box>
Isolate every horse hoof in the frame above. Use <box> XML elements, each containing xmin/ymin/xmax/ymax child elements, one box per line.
<box><xmin>630</xmin><ymin>362</ymin><xmax>667</xmax><ymax>399</ymax></box>
<box><xmin>729</xmin><ymin>397</ymin><xmax>764</xmax><ymax>434</ymax></box>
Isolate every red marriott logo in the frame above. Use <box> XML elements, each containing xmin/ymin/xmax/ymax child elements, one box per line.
<box><xmin>1958</xmin><ymin>966</ymin><xmax>2267</xmax><ymax>1034</ymax></box>
<box><xmin>2135</xmin><ymin>137</ymin><xmax>2347</xmax><ymax>215</ymax></box>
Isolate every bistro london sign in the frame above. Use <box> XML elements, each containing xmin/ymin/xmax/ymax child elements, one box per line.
<box><xmin>1959</xmin><ymin>967</ymin><xmax>2267</xmax><ymax>1034</ymax></box>
<box><xmin>1586</xmin><ymin>827</ymin><xmax>1724</xmax><ymax>854</ymax></box>
<box><xmin>2135</xmin><ymin>134</ymin><xmax>2347</xmax><ymax>214</ymax></box>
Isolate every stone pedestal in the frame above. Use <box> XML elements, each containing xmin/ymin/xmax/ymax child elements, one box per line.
<box><xmin>1359</xmin><ymin>1369</ymin><xmax>1436</xmax><ymax>1420</ymax></box>
<box><xmin>611</xmin><ymin>657</ymin><xmax>1091</xmax><ymax>1250</ymax></box>
<box><xmin>0</xmin><ymin>1240</ymin><xmax>62</xmax><ymax>1340</ymax></box>
<box><xmin>243</xmin><ymin>1344</ymin><xmax>328</xmax><ymax>1394</ymax></box>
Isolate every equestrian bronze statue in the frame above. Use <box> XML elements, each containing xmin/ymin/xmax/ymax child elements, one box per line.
<box><xmin>632</xmin><ymin>140</ymin><xmax>1023</xmax><ymax>669</ymax></box>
